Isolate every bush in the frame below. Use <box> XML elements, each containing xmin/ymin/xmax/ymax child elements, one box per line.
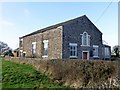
<box><xmin>8</xmin><ymin>58</ymin><xmax>118</xmax><ymax>88</ymax></box>
<box><xmin>3</xmin><ymin>50</ymin><xmax>14</xmax><ymax>57</ymax></box>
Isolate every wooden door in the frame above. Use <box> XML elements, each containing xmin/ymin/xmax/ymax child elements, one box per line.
<box><xmin>83</xmin><ymin>52</ymin><xmax>87</xmax><ymax>60</ymax></box>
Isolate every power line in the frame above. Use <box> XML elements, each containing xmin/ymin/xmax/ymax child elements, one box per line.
<box><xmin>102</xmin><ymin>40</ymin><xmax>108</xmax><ymax>45</ymax></box>
<box><xmin>95</xmin><ymin>0</ymin><xmax>113</xmax><ymax>23</ymax></box>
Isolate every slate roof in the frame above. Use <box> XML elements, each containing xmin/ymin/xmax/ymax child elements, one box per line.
<box><xmin>20</xmin><ymin>15</ymin><xmax>102</xmax><ymax>38</ymax></box>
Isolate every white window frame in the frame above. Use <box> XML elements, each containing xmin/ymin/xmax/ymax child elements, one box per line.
<box><xmin>42</xmin><ymin>40</ymin><xmax>48</xmax><ymax>57</ymax></box>
<box><xmin>93</xmin><ymin>45</ymin><xmax>99</xmax><ymax>57</ymax></box>
<box><xmin>20</xmin><ymin>50</ymin><xmax>23</xmax><ymax>57</ymax></box>
<box><xmin>88</xmin><ymin>35</ymin><xmax>90</xmax><ymax>46</ymax></box>
<box><xmin>20</xmin><ymin>38</ymin><xmax>23</xmax><ymax>48</ymax></box>
<box><xmin>23</xmin><ymin>51</ymin><xmax>26</xmax><ymax>57</ymax></box>
<box><xmin>20</xmin><ymin>50</ymin><xmax>23</xmax><ymax>52</ymax></box>
<box><xmin>105</xmin><ymin>47</ymin><xmax>109</xmax><ymax>56</ymax></box>
<box><xmin>81</xmin><ymin>32</ymin><xmax>90</xmax><ymax>46</ymax></box>
<box><xmin>23</xmin><ymin>51</ymin><xmax>26</xmax><ymax>53</ymax></box>
<box><xmin>69</xmin><ymin>43</ymin><xmax>77</xmax><ymax>58</ymax></box>
<box><xmin>32</xmin><ymin>42</ymin><xmax>36</xmax><ymax>55</ymax></box>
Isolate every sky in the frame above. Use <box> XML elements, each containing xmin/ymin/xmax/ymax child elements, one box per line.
<box><xmin>0</xmin><ymin>2</ymin><xmax>118</xmax><ymax>50</ymax></box>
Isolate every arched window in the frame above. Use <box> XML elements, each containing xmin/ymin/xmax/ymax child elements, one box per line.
<box><xmin>81</xmin><ymin>32</ymin><xmax>90</xmax><ymax>46</ymax></box>
<box><xmin>83</xmin><ymin>32</ymin><xmax>87</xmax><ymax>45</ymax></box>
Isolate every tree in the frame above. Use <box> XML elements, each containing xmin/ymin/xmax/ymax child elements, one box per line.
<box><xmin>0</xmin><ymin>41</ymin><xmax>11</xmax><ymax>55</ymax></box>
<box><xmin>3</xmin><ymin>50</ymin><xmax>14</xmax><ymax>57</ymax></box>
<box><xmin>112</xmin><ymin>45</ymin><xmax>120</xmax><ymax>57</ymax></box>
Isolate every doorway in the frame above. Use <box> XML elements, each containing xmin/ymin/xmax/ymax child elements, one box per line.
<box><xmin>82</xmin><ymin>51</ymin><xmax>89</xmax><ymax>60</ymax></box>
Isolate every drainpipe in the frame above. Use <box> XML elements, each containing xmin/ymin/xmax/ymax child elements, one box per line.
<box><xmin>104</xmin><ymin>45</ymin><xmax>105</xmax><ymax>60</ymax></box>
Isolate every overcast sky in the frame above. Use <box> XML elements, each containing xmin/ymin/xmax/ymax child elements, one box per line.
<box><xmin>0</xmin><ymin>2</ymin><xmax>118</xmax><ymax>49</ymax></box>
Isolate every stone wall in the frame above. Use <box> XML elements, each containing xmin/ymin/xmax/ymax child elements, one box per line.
<box><xmin>62</xmin><ymin>15</ymin><xmax>103</xmax><ymax>59</ymax></box>
<box><xmin>42</xmin><ymin>26</ymin><xmax>63</xmax><ymax>59</ymax></box>
<box><xmin>19</xmin><ymin>26</ymin><xmax>63</xmax><ymax>59</ymax></box>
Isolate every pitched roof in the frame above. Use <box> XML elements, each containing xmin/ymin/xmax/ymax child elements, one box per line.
<box><xmin>20</xmin><ymin>15</ymin><xmax>102</xmax><ymax>38</ymax></box>
<box><xmin>103</xmin><ymin>44</ymin><xmax>111</xmax><ymax>47</ymax></box>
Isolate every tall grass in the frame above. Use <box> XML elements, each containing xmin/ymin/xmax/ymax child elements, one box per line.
<box><xmin>2</xmin><ymin>58</ymin><xmax>65</xmax><ymax>88</ymax></box>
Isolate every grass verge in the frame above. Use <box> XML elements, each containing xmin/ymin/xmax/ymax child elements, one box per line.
<box><xmin>2</xmin><ymin>58</ymin><xmax>66</xmax><ymax>89</ymax></box>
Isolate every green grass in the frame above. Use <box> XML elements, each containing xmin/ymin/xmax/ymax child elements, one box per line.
<box><xmin>2</xmin><ymin>58</ymin><xmax>65</xmax><ymax>89</ymax></box>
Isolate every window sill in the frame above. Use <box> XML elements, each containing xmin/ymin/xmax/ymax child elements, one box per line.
<box><xmin>69</xmin><ymin>56</ymin><xmax>77</xmax><ymax>58</ymax></box>
<box><xmin>81</xmin><ymin>45</ymin><xmax>90</xmax><ymax>47</ymax></box>
<box><xmin>105</xmin><ymin>55</ymin><xmax>110</xmax><ymax>56</ymax></box>
<box><xmin>93</xmin><ymin>56</ymin><xmax>99</xmax><ymax>58</ymax></box>
<box><xmin>42</xmin><ymin>55</ymin><xmax>48</xmax><ymax>58</ymax></box>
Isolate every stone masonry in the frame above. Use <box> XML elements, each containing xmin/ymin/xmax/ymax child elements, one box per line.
<box><xmin>19</xmin><ymin>15</ymin><xmax>111</xmax><ymax>60</ymax></box>
<box><xmin>19</xmin><ymin>26</ymin><xmax>63</xmax><ymax>59</ymax></box>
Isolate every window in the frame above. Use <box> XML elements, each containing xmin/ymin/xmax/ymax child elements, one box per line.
<box><xmin>69</xmin><ymin>43</ymin><xmax>77</xmax><ymax>58</ymax></box>
<box><xmin>20</xmin><ymin>39</ymin><xmax>23</xmax><ymax>47</ymax></box>
<box><xmin>93</xmin><ymin>45</ymin><xmax>98</xmax><ymax>57</ymax></box>
<box><xmin>88</xmin><ymin>36</ymin><xmax>90</xmax><ymax>46</ymax></box>
<box><xmin>23</xmin><ymin>51</ymin><xmax>26</xmax><ymax>57</ymax></box>
<box><xmin>83</xmin><ymin>32</ymin><xmax>87</xmax><ymax>45</ymax></box>
<box><xmin>105</xmin><ymin>47</ymin><xmax>109</xmax><ymax>56</ymax></box>
<box><xmin>43</xmin><ymin>40</ymin><xmax>48</xmax><ymax>57</ymax></box>
<box><xmin>32</xmin><ymin>42</ymin><xmax>36</xmax><ymax>55</ymax></box>
<box><xmin>81</xmin><ymin>32</ymin><xmax>90</xmax><ymax>46</ymax></box>
<box><xmin>20</xmin><ymin>50</ymin><xmax>23</xmax><ymax>57</ymax></box>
